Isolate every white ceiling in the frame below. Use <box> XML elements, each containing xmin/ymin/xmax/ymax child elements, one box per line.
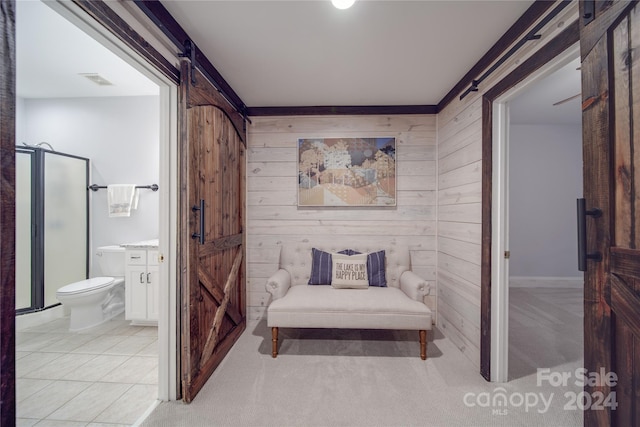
<box><xmin>160</xmin><ymin>0</ymin><xmax>535</xmax><ymax>107</ymax></box>
<box><xmin>16</xmin><ymin>0</ymin><xmax>158</xmax><ymax>98</ymax></box>
<box><xmin>16</xmin><ymin>0</ymin><xmax>581</xmax><ymax>125</ymax></box>
<box><xmin>510</xmin><ymin>57</ymin><xmax>582</xmax><ymax>125</ymax></box>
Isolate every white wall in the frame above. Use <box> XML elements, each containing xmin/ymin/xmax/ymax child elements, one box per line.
<box><xmin>247</xmin><ymin>115</ymin><xmax>437</xmax><ymax>320</ymax></box>
<box><xmin>509</xmin><ymin>124</ymin><xmax>582</xmax><ymax>279</ymax></box>
<box><xmin>19</xmin><ymin>95</ymin><xmax>160</xmax><ymax>275</ymax></box>
<box><xmin>16</xmin><ymin>97</ymin><xmax>26</xmax><ymax>146</ymax></box>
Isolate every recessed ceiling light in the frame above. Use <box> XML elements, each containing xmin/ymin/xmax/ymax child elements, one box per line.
<box><xmin>79</xmin><ymin>73</ymin><xmax>113</xmax><ymax>86</ymax></box>
<box><xmin>331</xmin><ymin>0</ymin><xmax>356</xmax><ymax>10</ymax></box>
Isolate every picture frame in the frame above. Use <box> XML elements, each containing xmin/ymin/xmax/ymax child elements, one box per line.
<box><xmin>297</xmin><ymin>137</ymin><xmax>396</xmax><ymax>207</ymax></box>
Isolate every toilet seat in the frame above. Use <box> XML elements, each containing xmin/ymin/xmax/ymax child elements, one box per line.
<box><xmin>57</xmin><ymin>277</ymin><xmax>115</xmax><ymax>296</ymax></box>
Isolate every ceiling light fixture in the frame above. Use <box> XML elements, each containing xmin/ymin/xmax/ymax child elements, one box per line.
<box><xmin>331</xmin><ymin>0</ymin><xmax>356</xmax><ymax>10</ymax></box>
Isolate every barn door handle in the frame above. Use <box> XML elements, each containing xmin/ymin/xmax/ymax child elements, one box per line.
<box><xmin>583</xmin><ymin>0</ymin><xmax>595</xmax><ymax>25</ymax></box>
<box><xmin>577</xmin><ymin>198</ymin><xmax>602</xmax><ymax>271</ymax></box>
<box><xmin>192</xmin><ymin>199</ymin><xmax>205</xmax><ymax>245</ymax></box>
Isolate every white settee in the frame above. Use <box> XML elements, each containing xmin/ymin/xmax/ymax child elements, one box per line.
<box><xmin>265</xmin><ymin>242</ymin><xmax>432</xmax><ymax>359</ymax></box>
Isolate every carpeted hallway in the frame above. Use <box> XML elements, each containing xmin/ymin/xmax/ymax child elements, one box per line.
<box><xmin>142</xmin><ymin>287</ymin><xmax>583</xmax><ymax>427</ymax></box>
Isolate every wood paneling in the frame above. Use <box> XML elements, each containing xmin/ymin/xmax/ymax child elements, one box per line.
<box><xmin>570</xmin><ymin>2</ymin><xmax>640</xmax><ymax>424</ymax></box>
<box><xmin>180</xmin><ymin>55</ymin><xmax>246</xmax><ymax>402</ymax></box>
<box><xmin>247</xmin><ymin>115</ymin><xmax>437</xmax><ymax>320</ymax></box>
<box><xmin>0</xmin><ymin>0</ymin><xmax>16</xmax><ymax>423</ymax></box>
<box><xmin>187</xmin><ymin>69</ymin><xmax>246</xmax><ymax>144</ymax></box>
<box><xmin>580</xmin><ymin>30</ymin><xmax>613</xmax><ymax>427</ymax></box>
<box><xmin>436</xmin><ymin>3</ymin><xmax>580</xmax><ymax>373</ymax></box>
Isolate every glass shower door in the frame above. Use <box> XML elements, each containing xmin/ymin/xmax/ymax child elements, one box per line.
<box><xmin>15</xmin><ymin>149</ymin><xmax>34</xmax><ymax>311</ymax></box>
<box><xmin>15</xmin><ymin>146</ymin><xmax>89</xmax><ymax>313</ymax></box>
<box><xmin>43</xmin><ymin>151</ymin><xmax>89</xmax><ymax>307</ymax></box>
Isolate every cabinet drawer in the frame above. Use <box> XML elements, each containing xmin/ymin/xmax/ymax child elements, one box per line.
<box><xmin>126</xmin><ymin>250</ymin><xmax>147</xmax><ymax>265</ymax></box>
<box><xmin>147</xmin><ymin>250</ymin><xmax>160</xmax><ymax>266</ymax></box>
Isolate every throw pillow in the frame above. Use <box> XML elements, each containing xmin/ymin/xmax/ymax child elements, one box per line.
<box><xmin>308</xmin><ymin>248</ymin><xmax>333</xmax><ymax>285</ymax></box>
<box><xmin>339</xmin><ymin>249</ymin><xmax>387</xmax><ymax>287</ymax></box>
<box><xmin>339</xmin><ymin>248</ymin><xmax>360</xmax><ymax>256</ymax></box>
<box><xmin>331</xmin><ymin>252</ymin><xmax>369</xmax><ymax>289</ymax></box>
<box><xmin>366</xmin><ymin>250</ymin><xmax>387</xmax><ymax>287</ymax></box>
<box><xmin>308</xmin><ymin>248</ymin><xmax>361</xmax><ymax>285</ymax></box>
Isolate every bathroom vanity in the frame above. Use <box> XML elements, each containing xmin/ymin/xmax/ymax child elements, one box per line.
<box><xmin>122</xmin><ymin>239</ymin><xmax>159</xmax><ymax>325</ymax></box>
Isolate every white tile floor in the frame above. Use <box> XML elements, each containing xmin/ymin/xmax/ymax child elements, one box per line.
<box><xmin>16</xmin><ymin>312</ymin><xmax>158</xmax><ymax>427</ymax></box>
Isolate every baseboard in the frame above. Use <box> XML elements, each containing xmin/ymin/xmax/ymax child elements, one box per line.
<box><xmin>509</xmin><ymin>276</ymin><xmax>583</xmax><ymax>288</ymax></box>
<box><xmin>16</xmin><ymin>304</ymin><xmax>66</xmax><ymax>331</ymax></box>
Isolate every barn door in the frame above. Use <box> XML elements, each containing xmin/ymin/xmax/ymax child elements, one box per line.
<box><xmin>179</xmin><ymin>61</ymin><xmax>246</xmax><ymax>402</ymax></box>
<box><xmin>580</xmin><ymin>2</ymin><xmax>640</xmax><ymax>425</ymax></box>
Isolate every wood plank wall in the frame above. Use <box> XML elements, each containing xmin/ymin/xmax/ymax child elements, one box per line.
<box><xmin>246</xmin><ymin>115</ymin><xmax>437</xmax><ymax>321</ymax></box>
<box><xmin>436</xmin><ymin>1</ymin><xmax>579</xmax><ymax>368</ymax></box>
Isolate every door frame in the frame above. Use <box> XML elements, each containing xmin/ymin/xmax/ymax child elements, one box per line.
<box><xmin>23</xmin><ymin>0</ymin><xmax>180</xmax><ymax>400</ymax></box>
<box><xmin>490</xmin><ymin>44</ymin><xmax>580</xmax><ymax>382</ymax></box>
<box><xmin>480</xmin><ymin>21</ymin><xmax>580</xmax><ymax>381</ymax></box>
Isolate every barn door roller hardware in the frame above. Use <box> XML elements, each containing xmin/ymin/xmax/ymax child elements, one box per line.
<box><xmin>459</xmin><ymin>0</ymin><xmax>572</xmax><ymax>100</ymax></box>
<box><xmin>134</xmin><ymin>1</ymin><xmax>250</xmax><ymax>123</ymax></box>
<box><xmin>178</xmin><ymin>38</ymin><xmax>252</xmax><ymax>125</ymax></box>
<box><xmin>178</xmin><ymin>39</ymin><xmax>197</xmax><ymax>85</ymax></box>
<box><xmin>577</xmin><ymin>198</ymin><xmax>602</xmax><ymax>272</ymax></box>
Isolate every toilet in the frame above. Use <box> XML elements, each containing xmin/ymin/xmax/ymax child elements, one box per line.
<box><xmin>56</xmin><ymin>245</ymin><xmax>125</xmax><ymax>331</ymax></box>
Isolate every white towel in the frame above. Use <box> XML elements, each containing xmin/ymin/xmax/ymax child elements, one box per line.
<box><xmin>107</xmin><ymin>184</ymin><xmax>138</xmax><ymax>217</ymax></box>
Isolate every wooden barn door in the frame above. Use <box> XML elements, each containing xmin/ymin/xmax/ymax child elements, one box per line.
<box><xmin>580</xmin><ymin>2</ymin><xmax>640</xmax><ymax>425</ymax></box>
<box><xmin>179</xmin><ymin>61</ymin><xmax>246</xmax><ymax>402</ymax></box>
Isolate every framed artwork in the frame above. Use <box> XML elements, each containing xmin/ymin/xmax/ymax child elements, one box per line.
<box><xmin>297</xmin><ymin>137</ymin><xmax>396</xmax><ymax>207</ymax></box>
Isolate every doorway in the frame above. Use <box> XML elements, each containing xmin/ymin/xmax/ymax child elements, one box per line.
<box><xmin>13</xmin><ymin>0</ymin><xmax>178</xmax><ymax>423</ymax></box>
<box><xmin>488</xmin><ymin>44</ymin><xmax>581</xmax><ymax>381</ymax></box>
<box><xmin>506</xmin><ymin>56</ymin><xmax>583</xmax><ymax>380</ymax></box>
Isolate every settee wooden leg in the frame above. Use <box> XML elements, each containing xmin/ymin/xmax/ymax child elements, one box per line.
<box><xmin>419</xmin><ymin>330</ymin><xmax>427</xmax><ymax>360</ymax></box>
<box><xmin>271</xmin><ymin>327</ymin><xmax>279</xmax><ymax>358</ymax></box>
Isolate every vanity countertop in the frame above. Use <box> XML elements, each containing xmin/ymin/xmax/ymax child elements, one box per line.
<box><xmin>120</xmin><ymin>239</ymin><xmax>159</xmax><ymax>249</ymax></box>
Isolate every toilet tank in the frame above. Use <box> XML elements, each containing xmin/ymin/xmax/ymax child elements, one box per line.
<box><xmin>96</xmin><ymin>245</ymin><xmax>125</xmax><ymax>277</ymax></box>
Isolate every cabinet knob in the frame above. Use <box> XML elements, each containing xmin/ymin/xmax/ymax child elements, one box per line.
<box><xmin>139</xmin><ymin>272</ymin><xmax>145</xmax><ymax>283</ymax></box>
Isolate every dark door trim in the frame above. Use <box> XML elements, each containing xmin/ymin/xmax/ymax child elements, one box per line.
<box><xmin>479</xmin><ymin>20</ymin><xmax>580</xmax><ymax>380</ymax></box>
<box><xmin>0</xmin><ymin>0</ymin><xmax>16</xmax><ymax>424</ymax></box>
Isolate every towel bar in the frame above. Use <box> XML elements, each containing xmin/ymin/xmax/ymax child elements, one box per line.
<box><xmin>88</xmin><ymin>184</ymin><xmax>159</xmax><ymax>192</ymax></box>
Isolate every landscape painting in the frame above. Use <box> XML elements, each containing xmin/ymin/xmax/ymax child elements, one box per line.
<box><xmin>298</xmin><ymin>137</ymin><xmax>396</xmax><ymax>207</ymax></box>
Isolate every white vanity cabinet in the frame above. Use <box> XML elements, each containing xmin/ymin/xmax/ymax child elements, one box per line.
<box><xmin>125</xmin><ymin>248</ymin><xmax>159</xmax><ymax>324</ymax></box>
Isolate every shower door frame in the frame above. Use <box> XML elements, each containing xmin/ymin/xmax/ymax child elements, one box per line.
<box><xmin>15</xmin><ymin>146</ymin><xmax>90</xmax><ymax>314</ymax></box>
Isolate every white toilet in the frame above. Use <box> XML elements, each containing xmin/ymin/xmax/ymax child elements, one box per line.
<box><xmin>56</xmin><ymin>245</ymin><xmax>126</xmax><ymax>331</ymax></box>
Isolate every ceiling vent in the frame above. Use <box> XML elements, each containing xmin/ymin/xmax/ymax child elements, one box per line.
<box><xmin>79</xmin><ymin>73</ymin><xmax>113</xmax><ymax>86</ymax></box>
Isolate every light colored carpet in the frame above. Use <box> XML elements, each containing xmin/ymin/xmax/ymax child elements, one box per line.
<box><xmin>142</xmin><ymin>288</ymin><xmax>584</xmax><ymax>427</ymax></box>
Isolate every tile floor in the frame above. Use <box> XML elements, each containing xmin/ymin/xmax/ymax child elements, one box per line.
<box><xmin>16</xmin><ymin>312</ymin><xmax>159</xmax><ymax>427</ymax></box>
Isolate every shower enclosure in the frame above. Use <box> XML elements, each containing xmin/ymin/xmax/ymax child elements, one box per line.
<box><xmin>16</xmin><ymin>146</ymin><xmax>89</xmax><ymax>313</ymax></box>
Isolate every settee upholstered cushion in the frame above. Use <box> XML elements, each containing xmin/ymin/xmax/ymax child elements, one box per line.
<box><xmin>267</xmin><ymin>286</ymin><xmax>431</xmax><ymax>330</ymax></box>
